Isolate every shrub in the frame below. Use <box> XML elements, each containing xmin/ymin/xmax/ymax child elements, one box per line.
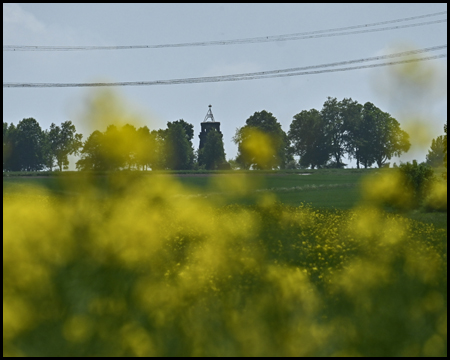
<box><xmin>398</xmin><ymin>160</ymin><xmax>435</xmax><ymax>208</ymax></box>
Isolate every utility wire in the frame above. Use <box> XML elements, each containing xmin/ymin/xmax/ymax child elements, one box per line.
<box><xmin>181</xmin><ymin>45</ymin><xmax>447</xmax><ymax>79</ymax></box>
<box><xmin>3</xmin><ymin>11</ymin><xmax>447</xmax><ymax>51</ymax></box>
<box><xmin>4</xmin><ymin>53</ymin><xmax>446</xmax><ymax>88</ymax></box>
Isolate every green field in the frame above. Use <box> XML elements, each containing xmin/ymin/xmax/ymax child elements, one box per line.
<box><xmin>2</xmin><ymin>169</ymin><xmax>376</xmax><ymax>205</ymax></box>
<box><xmin>3</xmin><ymin>169</ymin><xmax>446</xmax><ymax>229</ymax></box>
<box><xmin>3</xmin><ymin>169</ymin><xmax>447</xmax><ymax>356</ymax></box>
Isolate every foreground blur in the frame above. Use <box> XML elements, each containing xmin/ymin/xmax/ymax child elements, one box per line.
<box><xmin>3</xmin><ymin>170</ymin><xmax>447</xmax><ymax>357</ymax></box>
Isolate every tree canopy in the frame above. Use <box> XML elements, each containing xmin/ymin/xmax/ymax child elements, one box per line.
<box><xmin>47</xmin><ymin>121</ymin><xmax>83</xmax><ymax>171</ymax></box>
<box><xmin>288</xmin><ymin>109</ymin><xmax>329</xmax><ymax>169</ymax></box>
<box><xmin>321</xmin><ymin>97</ymin><xmax>346</xmax><ymax>168</ymax></box>
<box><xmin>234</xmin><ymin>110</ymin><xmax>290</xmax><ymax>170</ymax></box>
<box><xmin>164</xmin><ymin>121</ymin><xmax>194</xmax><ymax>170</ymax></box>
<box><xmin>3</xmin><ymin>118</ymin><xmax>46</xmax><ymax>171</ymax></box>
<box><xmin>426</xmin><ymin>135</ymin><xmax>446</xmax><ymax>167</ymax></box>
<box><xmin>4</xmin><ymin>98</ymin><xmax>416</xmax><ymax>172</ymax></box>
<box><xmin>288</xmin><ymin>98</ymin><xmax>410</xmax><ymax>169</ymax></box>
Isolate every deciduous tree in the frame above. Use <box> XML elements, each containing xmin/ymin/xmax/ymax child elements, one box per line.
<box><xmin>15</xmin><ymin>118</ymin><xmax>46</xmax><ymax>171</ymax></box>
<box><xmin>321</xmin><ymin>97</ymin><xmax>346</xmax><ymax>168</ymax></box>
<box><xmin>288</xmin><ymin>109</ymin><xmax>329</xmax><ymax>169</ymax></box>
<box><xmin>76</xmin><ymin>130</ymin><xmax>105</xmax><ymax>171</ymax></box>
<box><xmin>3</xmin><ymin>122</ymin><xmax>20</xmax><ymax>171</ymax></box>
<box><xmin>426</xmin><ymin>135</ymin><xmax>446</xmax><ymax>167</ymax></box>
<box><xmin>369</xmin><ymin>106</ymin><xmax>410</xmax><ymax>168</ymax></box>
<box><xmin>165</xmin><ymin>121</ymin><xmax>193</xmax><ymax>170</ymax></box>
<box><xmin>47</xmin><ymin>121</ymin><xmax>83</xmax><ymax>171</ymax></box>
<box><xmin>340</xmin><ymin>98</ymin><xmax>364</xmax><ymax>168</ymax></box>
<box><xmin>234</xmin><ymin>110</ymin><xmax>289</xmax><ymax>169</ymax></box>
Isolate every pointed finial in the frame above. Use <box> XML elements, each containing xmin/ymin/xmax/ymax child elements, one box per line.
<box><xmin>204</xmin><ymin>104</ymin><xmax>215</xmax><ymax>122</ymax></box>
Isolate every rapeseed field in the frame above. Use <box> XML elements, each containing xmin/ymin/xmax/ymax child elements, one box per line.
<box><xmin>4</xmin><ymin>84</ymin><xmax>447</xmax><ymax>356</ymax></box>
<box><xmin>3</xmin><ymin>170</ymin><xmax>447</xmax><ymax>356</ymax></box>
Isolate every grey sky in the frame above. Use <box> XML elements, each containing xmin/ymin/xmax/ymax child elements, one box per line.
<box><xmin>3</xmin><ymin>3</ymin><xmax>447</xmax><ymax>169</ymax></box>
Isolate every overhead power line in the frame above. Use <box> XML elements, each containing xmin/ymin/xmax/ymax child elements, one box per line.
<box><xmin>4</xmin><ymin>51</ymin><xmax>446</xmax><ymax>88</ymax></box>
<box><xmin>3</xmin><ymin>11</ymin><xmax>447</xmax><ymax>51</ymax></box>
<box><xmin>193</xmin><ymin>45</ymin><xmax>447</xmax><ymax>79</ymax></box>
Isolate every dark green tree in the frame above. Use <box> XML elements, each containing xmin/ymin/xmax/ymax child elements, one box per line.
<box><xmin>340</xmin><ymin>98</ymin><xmax>364</xmax><ymax>168</ymax></box>
<box><xmin>356</xmin><ymin>103</ymin><xmax>410</xmax><ymax>168</ymax></box>
<box><xmin>321</xmin><ymin>97</ymin><xmax>346</xmax><ymax>168</ymax></box>
<box><xmin>288</xmin><ymin>109</ymin><xmax>329</xmax><ymax>169</ymax></box>
<box><xmin>100</xmin><ymin>125</ymin><xmax>127</xmax><ymax>170</ymax></box>
<box><xmin>47</xmin><ymin>121</ymin><xmax>83</xmax><ymax>171</ymax></box>
<box><xmin>398</xmin><ymin>160</ymin><xmax>435</xmax><ymax>208</ymax></box>
<box><xmin>3</xmin><ymin>122</ymin><xmax>8</xmax><ymax>166</ymax></box>
<box><xmin>426</xmin><ymin>135</ymin><xmax>446</xmax><ymax>167</ymax></box>
<box><xmin>370</xmin><ymin>107</ymin><xmax>410</xmax><ymax>168</ymax></box>
<box><xmin>166</xmin><ymin>120</ymin><xmax>195</xmax><ymax>170</ymax></box>
<box><xmin>135</xmin><ymin>126</ymin><xmax>155</xmax><ymax>171</ymax></box>
<box><xmin>150</xmin><ymin>129</ymin><xmax>167</xmax><ymax>170</ymax></box>
<box><xmin>198</xmin><ymin>128</ymin><xmax>226</xmax><ymax>170</ymax></box>
<box><xmin>15</xmin><ymin>118</ymin><xmax>46</xmax><ymax>171</ymax></box>
<box><xmin>234</xmin><ymin>110</ymin><xmax>289</xmax><ymax>169</ymax></box>
<box><xmin>3</xmin><ymin>122</ymin><xmax>20</xmax><ymax>171</ymax></box>
<box><xmin>356</xmin><ymin>102</ymin><xmax>378</xmax><ymax>168</ymax></box>
<box><xmin>120</xmin><ymin>124</ymin><xmax>138</xmax><ymax>170</ymax></box>
<box><xmin>168</xmin><ymin>119</ymin><xmax>194</xmax><ymax>143</ymax></box>
<box><xmin>76</xmin><ymin>130</ymin><xmax>105</xmax><ymax>171</ymax></box>
<box><xmin>165</xmin><ymin>121</ymin><xmax>193</xmax><ymax>170</ymax></box>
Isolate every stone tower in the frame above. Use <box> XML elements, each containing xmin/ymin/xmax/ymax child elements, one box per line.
<box><xmin>199</xmin><ymin>105</ymin><xmax>222</xmax><ymax>150</ymax></box>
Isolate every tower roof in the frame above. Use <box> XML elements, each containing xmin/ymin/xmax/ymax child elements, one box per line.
<box><xmin>203</xmin><ymin>104</ymin><xmax>217</xmax><ymax>122</ymax></box>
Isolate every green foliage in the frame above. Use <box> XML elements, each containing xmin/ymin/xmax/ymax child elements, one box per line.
<box><xmin>4</xmin><ymin>119</ymin><xmax>81</xmax><ymax>172</ymax></box>
<box><xmin>165</xmin><ymin>121</ymin><xmax>194</xmax><ymax>170</ymax></box>
<box><xmin>227</xmin><ymin>158</ymin><xmax>240</xmax><ymax>170</ymax></box>
<box><xmin>47</xmin><ymin>121</ymin><xmax>83</xmax><ymax>171</ymax></box>
<box><xmin>398</xmin><ymin>160</ymin><xmax>435</xmax><ymax>208</ymax></box>
<box><xmin>426</xmin><ymin>135</ymin><xmax>446</xmax><ymax>167</ymax></box>
<box><xmin>76</xmin><ymin>130</ymin><xmax>105</xmax><ymax>171</ymax></box>
<box><xmin>234</xmin><ymin>110</ymin><xmax>289</xmax><ymax>169</ymax></box>
<box><xmin>341</xmin><ymin>98</ymin><xmax>366</xmax><ymax>168</ymax></box>
<box><xmin>288</xmin><ymin>98</ymin><xmax>410</xmax><ymax>170</ymax></box>
<box><xmin>15</xmin><ymin>118</ymin><xmax>46</xmax><ymax>171</ymax></box>
<box><xmin>3</xmin><ymin>122</ymin><xmax>20</xmax><ymax>171</ymax></box>
<box><xmin>168</xmin><ymin>119</ymin><xmax>194</xmax><ymax>143</ymax></box>
<box><xmin>321</xmin><ymin>97</ymin><xmax>346</xmax><ymax>167</ymax></box>
<box><xmin>369</xmin><ymin>106</ymin><xmax>410</xmax><ymax>168</ymax></box>
<box><xmin>135</xmin><ymin>126</ymin><xmax>151</xmax><ymax>170</ymax></box>
<box><xmin>289</xmin><ymin>109</ymin><xmax>329</xmax><ymax>169</ymax></box>
<box><xmin>149</xmin><ymin>129</ymin><xmax>168</xmax><ymax>170</ymax></box>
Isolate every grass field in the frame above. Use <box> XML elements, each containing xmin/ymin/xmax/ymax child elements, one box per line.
<box><xmin>3</xmin><ymin>169</ymin><xmax>447</xmax><ymax>356</ymax></box>
<box><xmin>3</xmin><ymin>168</ymin><xmax>446</xmax><ymax>229</ymax></box>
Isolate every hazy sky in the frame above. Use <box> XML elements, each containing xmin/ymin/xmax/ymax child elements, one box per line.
<box><xmin>3</xmin><ymin>3</ymin><xmax>447</xmax><ymax>168</ymax></box>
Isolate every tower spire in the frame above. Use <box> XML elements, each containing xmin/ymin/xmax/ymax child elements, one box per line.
<box><xmin>199</xmin><ymin>104</ymin><xmax>222</xmax><ymax>151</ymax></box>
<box><xmin>203</xmin><ymin>104</ymin><xmax>215</xmax><ymax>122</ymax></box>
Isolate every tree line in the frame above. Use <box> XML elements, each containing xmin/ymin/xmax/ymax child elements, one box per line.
<box><xmin>3</xmin><ymin>118</ymin><xmax>227</xmax><ymax>171</ymax></box>
<box><xmin>233</xmin><ymin>97</ymin><xmax>413</xmax><ymax>170</ymax></box>
<box><xmin>3</xmin><ymin>119</ymin><xmax>82</xmax><ymax>172</ymax></box>
<box><xmin>3</xmin><ymin>97</ymin><xmax>446</xmax><ymax>172</ymax></box>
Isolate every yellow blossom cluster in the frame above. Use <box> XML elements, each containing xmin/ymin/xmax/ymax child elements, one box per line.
<box><xmin>3</xmin><ymin>171</ymin><xmax>447</xmax><ymax>356</ymax></box>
